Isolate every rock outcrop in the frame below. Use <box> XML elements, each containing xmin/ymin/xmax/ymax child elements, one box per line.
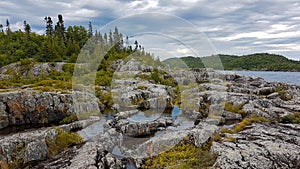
<box><xmin>212</xmin><ymin>123</ymin><xmax>300</xmax><ymax>169</ymax></box>
<box><xmin>0</xmin><ymin>128</ymin><xmax>57</xmax><ymax>165</ymax></box>
<box><xmin>1</xmin><ymin>59</ymin><xmax>300</xmax><ymax>169</ymax></box>
<box><xmin>0</xmin><ymin>90</ymin><xmax>100</xmax><ymax>129</ymax></box>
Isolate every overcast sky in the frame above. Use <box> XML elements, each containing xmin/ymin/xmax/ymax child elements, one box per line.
<box><xmin>1</xmin><ymin>0</ymin><xmax>300</xmax><ymax>60</ymax></box>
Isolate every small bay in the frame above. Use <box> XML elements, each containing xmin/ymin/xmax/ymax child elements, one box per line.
<box><xmin>224</xmin><ymin>70</ymin><xmax>300</xmax><ymax>85</ymax></box>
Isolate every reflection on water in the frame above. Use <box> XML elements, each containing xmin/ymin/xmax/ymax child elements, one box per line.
<box><xmin>77</xmin><ymin>118</ymin><xmax>105</xmax><ymax>141</ymax></box>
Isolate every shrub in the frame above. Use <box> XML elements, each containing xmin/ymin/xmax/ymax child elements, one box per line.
<box><xmin>224</xmin><ymin>102</ymin><xmax>246</xmax><ymax>117</ymax></box>
<box><xmin>224</xmin><ymin>136</ymin><xmax>236</xmax><ymax>143</ymax></box>
<box><xmin>59</xmin><ymin>114</ymin><xmax>78</xmax><ymax>124</ymax></box>
<box><xmin>46</xmin><ymin>127</ymin><xmax>83</xmax><ymax>156</ymax></box>
<box><xmin>220</xmin><ymin>128</ymin><xmax>234</xmax><ymax>134</ymax></box>
<box><xmin>62</xmin><ymin>63</ymin><xmax>75</xmax><ymax>74</ymax></box>
<box><xmin>233</xmin><ymin>115</ymin><xmax>269</xmax><ymax>132</ymax></box>
<box><xmin>137</xmin><ymin>85</ymin><xmax>147</xmax><ymax>90</ymax></box>
<box><xmin>95</xmin><ymin>90</ymin><xmax>114</xmax><ymax>107</ymax></box>
<box><xmin>211</xmin><ymin>133</ymin><xmax>222</xmax><ymax>142</ymax></box>
<box><xmin>141</xmin><ymin>141</ymin><xmax>217</xmax><ymax>169</ymax></box>
<box><xmin>280</xmin><ymin>112</ymin><xmax>300</xmax><ymax>124</ymax></box>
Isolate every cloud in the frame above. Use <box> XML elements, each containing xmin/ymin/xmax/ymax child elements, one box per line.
<box><xmin>0</xmin><ymin>0</ymin><xmax>299</xmax><ymax>60</ymax></box>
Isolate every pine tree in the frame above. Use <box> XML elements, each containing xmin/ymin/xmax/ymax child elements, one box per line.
<box><xmin>88</xmin><ymin>21</ymin><xmax>93</xmax><ymax>37</ymax></box>
<box><xmin>0</xmin><ymin>24</ymin><xmax>3</xmax><ymax>33</ymax></box>
<box><xmin>134</xmin><ymin>40</ymin><xmax>138</xmax><ymax>51</ymax></box>
<box><xmin>109</xmin><ymin>30</ymin><xmax>113</xmax><ymax>46</ymax></box>
<box><xmin>23</xmin><ymin>21</ymin><xmax>31</xmax><ymax>35</ymax></box>
<box><xmin>44</xmin><ymin>16</ymin><xmax>54</xmax><ymax>36</ymax></box>
<box><xmin>104</xmin><ymin>33</ymin><xmax>108</xmax><ymax>45</ymax></box>
<box><xmin>55</xmin><ymin>14</ymin><xmax>65</xmax><ymax>40</ymax></box>
<box><xmin>6</xmin><ymin>19</ymin><xmax>11</xmax><ymax>34</ymax></box>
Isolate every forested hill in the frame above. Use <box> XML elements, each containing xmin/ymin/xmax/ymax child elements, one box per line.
<box><xmin>0</xmin><ymin>15</ymin><xmax>156</xmax><ymax>68</ymax></box>
<box><xmin>163</xmin><ymin>53</ymin><xmax>300</xmax><ymax>71</ymax></box>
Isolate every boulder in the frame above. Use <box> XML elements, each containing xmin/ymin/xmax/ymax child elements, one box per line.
<box><xmin>0</xmin><ymin>90</ymin><xmax>100</xmax><ymax>129</ymax></box>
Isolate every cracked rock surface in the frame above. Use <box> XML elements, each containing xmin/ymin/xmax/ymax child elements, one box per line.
<box><xmin>212</xmin><ymin>123</ymin><xmax>300</xmax><ymax>169</ymax></box>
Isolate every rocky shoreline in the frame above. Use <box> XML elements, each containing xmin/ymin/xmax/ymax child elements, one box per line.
<box><xmin>0</xmin><ymin>60</ymin><xmax>299</xmax><ymax>168</ymax></box>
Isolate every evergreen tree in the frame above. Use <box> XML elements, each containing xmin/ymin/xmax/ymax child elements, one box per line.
<box><xmin>134</xmin><ymin>40</ymin><xmax>138</xmax><ymax>51</ymax></box>
<box><xmin>44</xmin><ymin>16</ymin><xmax>54</xmax><ymax>36</ymax></box>
<box><xmin>88</xmin><ymin>21</ymin><xmax>93</xmax><ymax>37</ymax></box>
<box><xmin>55</xmin><ymin>14</ymin><xmax>65</xmax><ymax>40</ymax></box>
<box><xmin>104</xmin><ymin>33</ymin><xmax>108</xmax><ymax>45</ymax></box>
<box><xmin>109</xmin><ymin>30</ymin><xmax>113</xmax><ymax>46</ymax></box>
<box><xmin>23</xmin><ymin>21</ymin><xmax>31</xmax><ymax>35</ymax></box>
<box><xmin>6</xmin><ymin>19</ymin><xmax>11</xmax><ymax>34</ymax></box>
<box><xmin>0</xmin><ymin>24</ymin><xmax>3</xmax><ymax>33</ymax></box>
<box><xmin>113</xmin><ymin>27</ymin><xmax>119</xmax><ymax>43</ymax></box>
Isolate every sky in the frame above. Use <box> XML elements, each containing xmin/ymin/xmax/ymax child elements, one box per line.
<box><xmin>0</xmin><ymin>0</ymin><xmax>300</xmax><ymax>61</ymax></box>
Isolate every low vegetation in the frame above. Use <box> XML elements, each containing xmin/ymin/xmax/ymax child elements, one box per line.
<box><xmin>59</xmin><ymin>114</ymin><xmax>78</xmax><ymax>124</ymax></box>
<box><xmin>46</xmin><ymin>127</ymin><xmax>83</xmax><ymax>156</ymax></box>
<box><xmin>280</xmin><ymin>112</ymin><xmax>300</xmax><ymax>124</ymax></box>
<box><xmin>136</xmin><ymin>68</ymin><xmax>177</xmax><ymax>87</ymax></box>
<box><xmin>224</xmin><ymin>102</ymin><xmax>246</xmax><ymax>117</ymax></box>
<box><xmin>142</xmin><ymin>138</ymin><xmax>217</xmax><ymax>169</ymax></box>
<box><xmin>233</xmin><ymin>115</ymin><xmax>269</xmax><ymax>132</ymax></box>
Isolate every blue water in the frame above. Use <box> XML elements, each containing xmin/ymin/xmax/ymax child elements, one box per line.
<box><xmin>172</xmin><ymin>106</ymin><xmax>182</xmax><ymax>121</ymax></box>
<box><xmin>224</xmin><ymin>71</ymin><xmax>300</xmax><ymax>85</ymax></box>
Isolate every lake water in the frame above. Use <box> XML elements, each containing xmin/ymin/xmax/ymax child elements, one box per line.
<box><xmin>224</xmin><ymin>70</ymin><xmax>300</xmax><ymax>85</ymax></box>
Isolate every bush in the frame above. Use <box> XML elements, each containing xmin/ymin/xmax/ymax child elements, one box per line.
<box><xmin>137</xmin><ymin>85</ymin><xmax>147</xmax><ymax>90</ymax></box>
<box><xmin>280</xmin><ymin>112</ymin><xmax>300</xmax><ymax>124</ymax></box>
<box><xmin>225</xmin><ymin>102</ymin><xmax>246</xmax><ymax>117</ymax></box>
<box><xmin>141</xmin><ymin>142</ymin><xmax>217</xmax><ymax>169</ymax></box>
<box><xmin>59</xmin><ymin>114</ymin><xmax>78</xmax><ymax>124</ymax></box>
<box><xmin>62</xmin><ymin>63</ymin><xmax>75</xmax><ymax>74</ymax></box>
<box><xmin>233</xmin><ymin>115</ymin><xmax>269</xmax><ymax>132</ymax></box>
<box><xmin>46</xmin><ymin>127</ymin><xmax>83</xmax><ymax>156</ymax></box>
<box><xmin>220</xmin><ymin>128</ymin><xmax>234</xmax><ymax>134</ymax></box>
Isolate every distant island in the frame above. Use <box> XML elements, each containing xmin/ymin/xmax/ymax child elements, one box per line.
<box><xmin>163</xmin><ymin>53</ymin><xmax>300</xmax><ymax>71</ymax></box>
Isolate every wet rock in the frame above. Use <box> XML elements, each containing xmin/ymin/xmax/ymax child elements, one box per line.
<box><xmin>113</xmin><ymin>115</ymin><xmax>173</xmax><ymax>137</ymax></box>
<box><xmin>128</xmin><ymin>130</ymin><xmax>191</xmax><ymax>158</ymax></box>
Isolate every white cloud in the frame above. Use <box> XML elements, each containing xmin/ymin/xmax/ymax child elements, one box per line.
<box><xmin>176</xmin><ymin>48</ymin><xmax>190</xmax><ymax>54</ymax></box>
<box><xmin>0</xmin><ymin>0</ymin><xmax>299</xmax><ymax>60</ymax></box>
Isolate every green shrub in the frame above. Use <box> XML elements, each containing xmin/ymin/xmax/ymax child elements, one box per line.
<box><xmin>59</xmin><ymin>114</ymin><xmax>78</xmax><ymax>124</ymax></box>
<box><xmin>20</xmin><ymin>58</ymin><xmax>33</xmax><ymax>65</ymax></box>
<box><xmin>46</xmin><ymin>127</ymin><xmax>83</xmax><ymax>156</ymax></box>
<box><xmin>280</xmin><ymin>112</ymin><xmax>300</xmax><ymax>124</ymax></box>
<box><xmin>95</xmin><ymin>90</ymin><xmax>114</xmax><ymax>107</ymax></box>
<box><xmin>220</xmin><ymin>128</ymin><xmax>234</xmax><ymax>134</ymax></box>
<box><xmin>224</xmin><ymin>136</ymin><xmax>236</xmax><ymax>143</ymax></box>
<box><xmin>233</xmin><ymin>115</ymin><xmax>269</xmax><ymax>132</ymax></box>
<box><xmin>142</xmin><ymin>141</ymin><xmax>217</xmax><ymax>169</ymax></box>
<box><xmin>137</xmin><ymin>85</ymin><xmax>147</xmax><ymax>90</ymax></box>
<box><xmin>62</xmin><ymin>63</ymin><xmax>75</xmax><ymax>74</ymax></box>
<box><xmin>211</xmin><ymin>133</ymin><xmax>222</xmax><ymax>142</ymax></box>
<box><xmin>224</xmin><ymin>102</ymin><xmax>246</xmax><ymax>117</ymax></box>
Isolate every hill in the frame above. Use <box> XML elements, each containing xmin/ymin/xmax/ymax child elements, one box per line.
<box><xmin>163</xmin><ymin>53</ymin><xmax>300</xmax><ymax>71</ymax></box>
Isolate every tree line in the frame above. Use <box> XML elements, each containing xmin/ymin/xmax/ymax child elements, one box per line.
<box><xmin>0</xmin><ymin>14</ymin><xmax>152</xmax><ymax>67</ymax></box>
<box><xmin>163</xmin><ymin>53</ymin><xmax>300</xmax><ymax>71</ymax></box>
